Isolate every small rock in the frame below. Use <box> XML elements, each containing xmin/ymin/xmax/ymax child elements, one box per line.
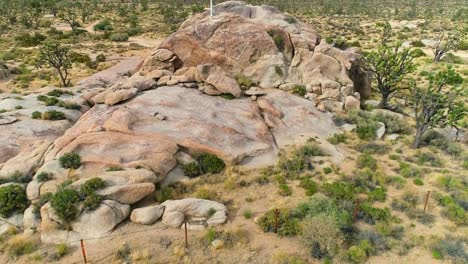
<box><xmin>317</xmin><ymin>102</ymin><xmax>326</xmax><ymax>112</ymax></box>
<box><xmin>341</xmin><ymin>124</ymin><xmax>357</xmax><ymax>132</ymax></box>
<box><xmin>245</xmin><ymin>87</ymin><xmax>266</xmax><ymax>96</ymax></box>
<box><xmin>251</xmin><ymin>95</ymin><xmax>257</xmax><ymax>101</ymax></box>
<box><xmin>156</xmin><ymin>114</ymin><xmax>166</xmax><ymax>121</ymax></box>
<box><xmin>162</xmin><ymin>211</ymin><xmax>185</xmax><ymax>228</ymax></box>
<box><xmin>376</xmin><ymin>122</ymin><xmax>385</xmax><ymax>139</ymax></box>
<box><xmin>130</xmin><ymin>205</ymin><xmax>165</xmax><ymax>225</ymax></box>
<box><xmin>344</xmin><ymin>96</ymin><xmax>360</xmax><ymax>111</ymax></box>
<box><xmin>160</xmin><ymin>237</ymin><xmax>172</xmax><ymax>249</ymax></box>
<box><xmin>386</xmin><ymin>134</ymin><xmax>399</xmax><ymax>141</ymax></box>
<box><xmin>211</xmin><ymin>239</ymin><xmax>224</xmax><ymax>250</ymax></box>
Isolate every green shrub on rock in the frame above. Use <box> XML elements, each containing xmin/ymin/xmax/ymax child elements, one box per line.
<box><xmin>193</xmin><ymin>153</ymin><xmax>225</xmax><ymax>174</ymax></box>
<box><xmin>59</xmin><ymin>153</ymin><xmax>81</xmax><ymax>169</ymax></box>
<box><xmin>0</xmin><ymin>185</ymin><xmax>29</xmax><ymax>217</ymax></box>
<box><xmin>80</xmin><ymin>177</ymin><xmax>105</xmax><ymax>196</ymax></box>
<box><xmin>50</xmin><ymin>188</ymin><xmax>79</xmax><ymax>223</ymax></box>
<box><xmin>182</xmin><ymin>162</ymin><xmax>201</xmax><ymax>178</ymax></box>
<box><xmin>36</xmin><ymin>172</ymin><xmax>52</xmax><ymax>183</ymax></box>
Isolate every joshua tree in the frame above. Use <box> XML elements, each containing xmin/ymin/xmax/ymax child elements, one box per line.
<box><xmin>37</xmin><ymin>42</ymin><xmax>73</xmax><ymax>87</ymax></box>
<box><xmin>364</xmin><ymin>23</ymin><xmax>416</xmax><ymax>109</ymax></box>
<box><xmin>410</xmin><ymin>66</ymin><xmax>466</xmax><ymax>148</ymax></box>
<box><xmin>433</xmin><ymin>30</ymin><xmax>464</xmax><ymax>62</ymax></box>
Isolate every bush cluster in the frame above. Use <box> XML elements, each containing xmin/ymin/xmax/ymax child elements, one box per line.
<box><xmin>193</xmin><ymin>152</ymin><xmax>225</xmax><ymax>174</ymax></box>
<box><xmin>59</xmin><ymin>153</ymin><xmax>81</xmax><ymax>169</ymax></box>
<box><xmin>0</xmin><ymin>185</ymin><xmax>29</xmax><ymax>217</ymax></box>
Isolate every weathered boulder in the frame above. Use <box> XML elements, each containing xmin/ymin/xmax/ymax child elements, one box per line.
<box><xmin>97</xmin><ymin>183</ymin><xmax>155</xmax><ymax>204</ymax></box>
<box><xmin>161</xmin><ymin>198</ymin><xmax>227</xmax><ymax>228</ymax></box>
<box><xmin>344</xmin><ymin>96</ymin><xmax>361</xmax><ymax>111</ymax></box>
<box><xmin>139</xmin><ymin>1</ymin><xmax>370</xmax><ymax>106</ymax></box>
<box><xmin>23</xmin><ymin>205</ymin><xmax>40</xmax><ymax>230</ymax></box>
<box><xmin>71</xmin><ymin>200</ymin><xmax>130</xmax><ymax>237</ymax></box>
<box><xmin>0</xmin><ymin>213</ymin><xmax>23</xmax><ymax>235</ymax></box>
<box><xmin>130</xmin><ymin>205</ymin><xmax>165</xmax><ymax>225</ymax></box>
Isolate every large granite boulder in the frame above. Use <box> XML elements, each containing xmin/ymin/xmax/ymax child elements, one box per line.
<box><xmin>139</xmin><ymin>1</ymin><xmax>370</xmax><ymax>103</ymax></box>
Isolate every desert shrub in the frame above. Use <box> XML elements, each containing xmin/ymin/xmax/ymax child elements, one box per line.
<box><xmin>69</xmin><ymin>51</ymin><xmax>92</xmax><ymax>64</ymax></box>
<box><xmin>299</xmin><ymin>177</ymin><xmax>317</xmax><ymax>196</ymax></box>
<box><xmin>391</xmin><ymin>192</ymin><xmax>419</xmax><ymax>212</ymax></box>
<box><xmin>356</xmin><ymin>154</ymin><xmax>377</xmax><ymax>170</ymax></box>
<box><xmin>36</xmin><ymin>172</ymin><xmax>52</xmax><ymax>183</ymax></box>
<box><xmin>31</xmin><ymin>111</ymin><xmax>42</xmax><ymax>119</ymax></box>
<box><xmin>328</xmin><ymin>133</ymin><xmax>348</xmax><ymax>144</ymax></box>
<box><xmin>368</xmin><ymin>187</ymin><xmax>386</xmax><ymax>202</ymax></box>
<box><xmin>193</xmin><ymin>153</ymin><xmax>225</xmax><ymax>174</ymax></box>
<box><xmin>278</xmin><ymin>183</ymin><xmax>292</xmax><ymax>196</ymax></box>
<box><xmin>59</xmin><ymin>153</ymin><xmax>81</xmax><ymax>169</ymax></box>
<box><xmin>323</xmin><ymin>167</ymin><xmax>332</xmax><ymax>174</ymax></box>
<box><xmin>58</xmin><ymin>101</ymin><xmax>81</xmax><ymax>110</ymax></box>
<box><xmin>3</xmin><ymin>170</ymin><xmax>32</xmax><ymax>184</ymax></box>
<box><xmin>195</xmin><ymin>187</ymin><xmax>217</xmax><ymax>200</ymax></box>
<box><xmin>348</xmin><ymin>244</ymin><xmax>368</xmax><ymax>263</ymax></box>
<box><xmin>323</xmin><ymin>182</ymin><xmax>355</xmax><ymax>201</ymax></box>
<box><xmin>0</xmin><ymin>185</ymin><xmax>29</xmax><ymax>217</ymax></box>
<box><xmin>410</xmin><ymin>40</ymin><xmax>425</xmax><ymax>47</ymax></box>
<box><xmin>355</xmin><ymin>142</ymin><xmax>390</xmax><ymax>154</ymax></box>
<box><xmin>80</xmin><ymin>177</ymin><xmax>105</xmax><ymax>196</ymax></box>
<box><xmin>442</xmin><ymin>53</ymin><xmax>464</xmax><ymax>64</ymax></box>
<box><xmin>351</xmin><ymin>168</ymin><xmax>385</xmax><ymax>190</ymax></box>
<box><xmin>258</xmin><ymin>209</ymin><xmax>301</xmax><ymax>236</ymax></box>
<box><xmin>207</xmin><ymin>207</ymin><xmax>216</xmax><ymax>218</ymax></box>
<box><xmin>220</xmin><ymin>93</ymin><xmax>235</xmax><ymax>100</ymax></box>
<box><xmin>154</xmin><ymin>186</ymin><xmax>173</xmax><ymax>203</ymax></box>
<box><xmin>50</xmin><ymin>188</ymin><xmax>80</xmax><ymax>223</ymax></box>
<box><xmin>15</xmin><ymin>32</ymin><xmax>46</xmax><ymax>47</ymax></box>
<box><xmin>421</xmin><ymin>130</ymin><xmax>462</xmax><ymax>156</ymax></box>
<box><xmin>432</xmin><ymin>236</ymin><xmax>468</xmax><ymax>262</ymax></box>
<box><xmin>295</xmin><ymin>194</ymin><xmax>352</xmax><ymax>229</ymax></box>
<box><xmin>6</xmin><ymin>234</ymin><xmax>38</xmax><ymax>256</ymax></box>
<box><xmin>292</xmin><ymin>85</ymin><xmax>307</xmax><ymax>96</ymax></box>
<box><xmin>297</xmin><ymin>143</ymin><xmax>325</xmax><ymax>157</ymax></box>
<box><xmin>37</xmin><ymin>95</ymin><xmax>59</xmax><ymax>105</ymax></box>
<box><xmin>444</xmin><ymin>204</ymin><xmax>467</xmax><ymax>225</ymax></box>
<box><xmin>55</xmin><ymin>243</ymin><xmax>69</xmax><ymax>259</ymax></box>
<box><xmin>47</xmin><ymin>89</ymin><xmax>72</xmax><ymax>97</ymax></box>
<box><xmin>277</xmin><ymin>155</ymin><xmax>306</xmax><ymax>178</ymax></box>
<box><xmin>356</xmin><ymin>123</ymin><xmax>378</xmax><ymax>140</ymax></box>
<box><xmin>96</xmin><ymin>54</ymin><xmax>106</xmax><ymax>63</ymax></box>
<box><xmin>355</xmin><ymin>230</ymin><xmax>389</xmax><ymax>254</ymax></box>
<box><xmin>243</xmin><ymin>209</ymin><xmax>253</xmax><ymax>219</ymax></box>
<box><xmin>268</xmin><ymin>30</ymin><xmax>285</xmax><ymax>51</ymax></box>
<box><xmin>43</xmin><ymin>110</ymin><xmax>66</xmax><ymax>120</ymax></box>
<box><xmin>182</xmin><ymin>162</ymin><xmax>201</xmax><ymax>178</ymax></box>
<box><xmin>358</xmin><ymin>203</ymin><xmax>391</xmax><ymax>224</ymax></box>
<box><xmin>301</xmin><ymin>215</ymin><xmax>344</xmax><ymax>259</ymax></box>
<box><xmin>413</xmin><ymin>178</ymin><xmax>424</xmax><ymax>186</ymax></box>
<box><xmin>94</xmin><ymin>19</ymin><xmax>113</xmax><ymax>31</ymax></box>
<box><xmin>235</xmin><ymin>74</ymin><xmax>253</xmax><ymax>88</ymax></box>
<box><xmin>399</xmin><ymin>162</ymin><xmax>421</xmax><ymax>178</ymax></box>
<box><xmin>414</xmin><ymin>152</ymin><xmax>442</xmax><ymax>167</ymax></box>
<box><xmin>110</xmin><ymin>32</ymin><xmax>129</xmax><ymax>42</ymax></box>
<box><xmin>106</xmin><ymin>165</ymin><xmax>123</xmax><ymax>172</ymax></box>
<box><xmin>373</xmin><ymin>112</ymin><xmax>410</xmax><ymax>134</ymax></box>
<box><xmin>411</xmin><ymin>48</ymin><xmax>426</xmax><ymax>57</ymax></box>
<box><xmin>436</xmin><ymin>175</ymin><xmax>463</xmax><ymax>192</ymax></box>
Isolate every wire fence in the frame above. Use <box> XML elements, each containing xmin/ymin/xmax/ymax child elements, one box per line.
<box><xmin>30</xmin><ymin>189</ymin><xmax>440</xmax><ymax>263</ymax></box>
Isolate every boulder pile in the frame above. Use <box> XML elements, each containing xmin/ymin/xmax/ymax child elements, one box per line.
<box><xmin>0</xmin><ymin>1</ymin><xmax>372</xmax><ymax>244</ymax></box>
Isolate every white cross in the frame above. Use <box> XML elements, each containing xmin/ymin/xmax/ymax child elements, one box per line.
<box><xmin>210</xmin><ymin>0</ymin><xmax>214</xmax><ymax>17</ymax></box>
